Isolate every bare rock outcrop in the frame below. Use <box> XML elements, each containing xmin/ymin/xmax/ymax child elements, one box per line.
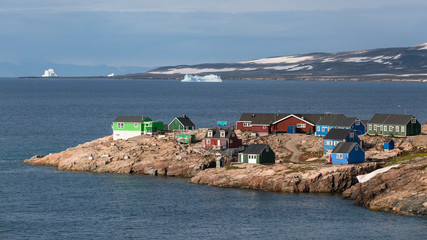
<box><xmin>343</xmin><ymin>156</ymin><xmax>427</xmax><ymax>216</ymax></box>
<box><xmin>190</xmin><ymin>162</ymin><xmax>379</xmax><ymax>193</ymax></box>
<box><xmin>25</xmin><ymin>132</ymin><xmax>217</xmax><ymax>177</ymax></box>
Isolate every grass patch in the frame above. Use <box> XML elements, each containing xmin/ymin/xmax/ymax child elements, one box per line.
<box><xmin>299</xmin><ymin>151</ymin><xmax>323</xmax><ymax>161</ymax></box>
<box><xmin>386</xmin><ymin>149</ymin><xmax>427</xmax><ymax>166</ymax></box>
<box><xmin>416</xmin><ymin>165</ymin><xmax>427</xmax><ymax>171</ymax></box>
<box><xmin>226</xmin><ymin>166</ymin><xmax>245</xmax><ymax>170</ymax></box>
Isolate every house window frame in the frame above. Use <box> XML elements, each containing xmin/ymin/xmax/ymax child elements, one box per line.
<box><xmin>396</xmin><ymin>126</ymin><xmax>399</xmax><ymax>132</ymax></box>
<box><xmin>117</xmin><ymin>122</ymin><xmax>124</xmax><ymax>129</ymax></box>
<box><xmin>401</xmin><ymin>126</ymin><xmax>405</xmax><ymax>132</ymax></box>
<box><xmin>134</xmin><ymin>123</ymin><xmax>139</xmax><ymax>128</ymax></box>
<box><xmin>263</xmin><ymin>125</ymin><xmax>267</xmax><ymax>129</ymax></box>
<box><xmin>206</xmin><ymin>139</ymin><xmax>211</xmax><ymax>144</ymax></box>
<box><xmin>368</xmin><ymin>124</ymin><xmax>372</xmax><ymax>131</ymax></box>
<box><xmin>411</xmin><ymin>118</ymin><xmax>416</xmax><ymax>124</ymax></box>
<box><xmin>243</xmin><ymin>122</ymin><xmax>251</xmax><ymax>127</ymax></box>
<box><xmin>374</xmin><ymin>125</ymin><xmax>377</xmax><ymax>131</ymax></box>
<box><xmin>208</xmin><ymin>131</ymin><xmax>213</xmax><ymax>137</ymax></box>
<box><xmin>337</xmin><ymin>153</ymin><xmax>343</xmax><ymax>159</ymax></box>
<box><xmin>350</xmin><ymin>132</ymin><xmax>354</xmax><ymax>138</ymax></box>
<box><xmin>355</xmin><ymin>145</ymin><xmax>359</xmax><ymax>151</ymax></box>
<box><xmin>355</xmin><ymin>120</ymin><xmax>360</xmax><ymax>126</ymax></box>
<box><xmin>297</xmin><ymin>123</ymin><xmax>306</xmax><ymax>128</ymax></box>
<box><xmin>322</xmin><ymin>127</ymin><xmax>326</xmax><ymax>132</ymax></box>
<box><xmin>317</xmin><ymin>126</ymin><xmax>320</xmax><ymax>132</ymax></box>
<box><xmin>249</xmin><ymin>154</ymin><xmax>257</xmax><ymax>160</ymax></box>
<box><xmin>220</xmin><ymin>131</ymin><xmax>225</xmax><ymax>138</ymax></box>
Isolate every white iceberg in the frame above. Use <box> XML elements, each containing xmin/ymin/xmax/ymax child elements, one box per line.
<box><xmin>107</xmin><ymin>73</ymin><xmax>115</xmax><ymax>77</ymax></box>
<box><xmin>42</xmin><ymin>69</ymin><xmax>58</xmax><ymax>77</ymax></box>
<box><xmin>181</xmin><ymin>74</ymin><xmax>222</xmax><ymax>82</ymax></box>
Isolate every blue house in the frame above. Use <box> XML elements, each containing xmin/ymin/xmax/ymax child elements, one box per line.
<box><xmin>384</xmin><ymin>139</ymin><xmax>395</xmax><ymax>151</ymax></box>
<box><xmin>316</xmin><ymin>115</ymin><xmax>365</xmax><ymax>136</ymax></box>
<box><xmin>323</xmin><ymin>128</ymin><xmax>360</xmax><ymax>155</ymax></box>
<box><xmin>330</xmin><ymin>142</ymin><xmax>365</xmax><ymax>164</ymax></box>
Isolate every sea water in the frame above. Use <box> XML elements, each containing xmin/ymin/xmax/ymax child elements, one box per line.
<box><xmin>0</xmin><ymin>78</ymin><xmax>426</xmax><ymax>239</ymax></box>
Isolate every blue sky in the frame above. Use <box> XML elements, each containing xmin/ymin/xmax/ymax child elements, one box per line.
<box><xmin>1</xmin><ymin>0</ymin><xmax>427</xmax><ymax>76</ymax></box>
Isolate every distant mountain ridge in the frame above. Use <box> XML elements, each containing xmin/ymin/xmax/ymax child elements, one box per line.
<box><xmin>123</xmin><ymin>43</ymin><xmax>427</xmax><ymax>81</ymax></box>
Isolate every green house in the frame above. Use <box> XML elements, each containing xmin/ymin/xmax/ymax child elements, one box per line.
<box><xmin>112</xmin><ymin>116</ymin><xmax>164</xmax><ymax>140</ymax></box>
<box><xmin>238</xmin><ymin>144</ymin><xmax>275</xmax><ymax>164</ymax></box>
<box><xmin>168</xmin><ymin>114</ymin><xmax>196</xmax><ymax>131</ymax></box>
<box><xmin>174</xmin><ymin>134</ymin><xmax>195</xmax><ymax>144</ymax></box>
<box><xmin>367</xmin><ymin>114</ymin><xmax>421</xmax><ymax>137</ymax></box>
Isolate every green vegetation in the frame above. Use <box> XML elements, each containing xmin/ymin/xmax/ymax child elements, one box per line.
<box><xmin>386</xmin><ymin>149</ymin><xmax>427</xmax><ymax>166</ymax></box>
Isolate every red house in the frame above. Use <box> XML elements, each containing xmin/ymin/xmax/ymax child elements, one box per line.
<box><xmin>203</xmin><ymin>128</ymin><xmax>242</xmax><ymax>150</ymax></box>
<box><xmin>271</xmin><ymin>114</ymin><xmax>319</xmax><ymax>133</ymax></box>
<box><xmin>237</xmin><ymin>113</ymin><xmax>324</xmax><ymax>134</ymax></box>
<box><xmin>236</xmin><ymin>113</ymin><xmax>289</xmax><ymax>135</ymax></box>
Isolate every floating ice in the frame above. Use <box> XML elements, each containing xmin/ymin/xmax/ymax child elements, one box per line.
<box><xmin>181</xmin><ymin>74</ymin><xmax>222</xmax><ymax>82</ymax></box>
<box><xmin>42</xmin><ymin>69</ymin><xmax>57</xmax><ymax>77</ymax></box>
<box><xmin>107</xmin><ymin>73</ymin><xmax>115</xmax><ymax>77</ymax></box>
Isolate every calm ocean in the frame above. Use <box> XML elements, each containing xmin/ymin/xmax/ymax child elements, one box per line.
<box><xmin>0</xmin><ymin>78</ymin><xmax>426</xmax><ymax>239</ymax></box>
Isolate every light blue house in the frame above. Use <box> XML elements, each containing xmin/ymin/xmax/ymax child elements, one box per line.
<box><xmin>323</xmin><ymin>128</ymin><xmax>360</xmax><ymax>155</ymax></box>
<box><xmin>330</xmin><ymin>142</ymin><xmax>365</xmax><ymax>164</ymax></box>
<box><xmin>316</xmin><ymin>115</ymin><xmax>365</xmax><ymax>136</ymax></box>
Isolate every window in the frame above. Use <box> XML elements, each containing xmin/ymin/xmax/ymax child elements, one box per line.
<box><xmin>297</xmin><ymin>123</ymin><xmax>306</xmax><ymax>128</ymax></box>
<box><xmin>249</xmin><ymin>154</ymin><xmax>257</xmax><ymax>160</ymax></box>
<box><xmin>334</xmin><ymin>141</ymin><xmax>338</xmax><ymax>146</ymax></box>
<box><xmin>396</xmin><ymin>126</ymin><xmax>399</xmax><ymax>132</ymax></box>
<box><xmin>145</xmin><ymin>123</ymin><xmax>149</xmax><ymax>127</ymax></box>
<box><xmin>317</xmin><ymin>126</ymin><xmax>320</xmax><ymax>131</ymax></box>
<box><xmin>355</xmin><ymin>120</ymin><xmax>360</xmax><ymax>126</ymax></box>
<box><xmin>389</xmin><ymin>126</ymin><xmax>393</xmax><ymax>131</ymax></box>
<box><xmin>411</xmin><ymin>118</ymin><xmax>416</xmax><ymax>124</ymax></box>
<box><xmin>263</xmin><ymin>125</ymin><xmax>266</xmax><ymax>129</ymax></box>
<box><xmin>368</xmin><ymin>124</ymin><xmax>372</xmax><ymax>131</ymax></box>
<box><xmin>243</xmin><ymin>122</ymin><xmax>251</xmax><ymax>127</ymax></box>
<box><xmin>230</xmin><ymin>140</ymin><xmax>233</xmax><ymax>144</ymax></box>
<box><xmin>380</xmin><ymin>125</ymin><xmax>383</xmax><ymax>131</ymax></box>
<box><xmin>374</xmin><ymin>125</ymin><xmax>377</xmax><ymax>130</ymax></box>
<box><xmin>117</xmin><ymin>122</ymin><xmax>124</xmax><ymax>129</ymax></box>
<box><xmin>266</xmin><ymin>147</ymin><xmax>269</xmax><ymax>152</ymax></box>
<box><xmin>337</xmin><ymin>154</ymin><xmax>343</xmax><ymax>159</ymax></box>
<box><xmin>206</xmin><ymin>139</ymin><xmax>211</xmax><ymax>144</ymax></box>
<box><xmin>401</xmin><ymin>126</ymin><xmax>405</xmax><ymax>132</ymax></box>
<box><xmin>220</xmin><ymin>131</ymin><xmax>225</xmax><ymax>138</ymax></box>
<box><xmin>350</xmin><ymin>132</ymin><xmax>354</xmax><ymax>138</ymax></box>
<box><xmin>355</xmin><ymin>145</ymin><xmax>359</xmax><ymax>151</ymax></box>
<box><xmin>208</xmin><ymin>131</ymin><xmax>213</xmax><ymax>137</ymax></box>
<box><xmin>134</xmin><ymin>123</ymin><xmax>138</xmax><ymax>128</ymax></box>
<box><xmin>322</xmin><ymin>127</ymin><xmax>326</xmax><ymax>132</ymax></box>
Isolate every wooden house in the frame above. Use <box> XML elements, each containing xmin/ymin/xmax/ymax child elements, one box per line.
<box><xmin>236</xmin><ymin>113</ymin><xmax>287</xmax><ymax>135</ymax></box>
<box><xmin>112</xmin><ymin>116</ymin><xmax>164</xmax><ymax>140</ymax></box>
<box><xmin>367</xmin><ymin>114</ymin><xmax>421</xmax><ymax>137</ymax></box>
<box><xmin>203</xmin><ymin>128</ymin><xmax>242</xmax><ymax>150</ymax></box>
<box><xmin>323</xmin><ymin>128</ymin><xmax>360</xmax><ymax>155</ymax></box>
<box><xmin>315</xmin><ymin>115</ymin><xmax>365</xmax><ymax>136</ymax></box>
<box><xmin>330</xmin><ymin>142</ymin><xmax>365</xmax><ymax>164</ymax></box>
<box><xmin>384</xmin><ymin>139</ymin><xmax>395</xmax><ymax>151</ymax></box>
<box><xmin>238</xmin><ymin>144</ymin><xmax>275</xmax><ymax>164</ymax></box>
<box><xmin>168</xmin><ymin>114</ymin><xmax>195</xmax><ymax>131</ymax></box>
<box><xmin>236</xmin><ymin>113</ymin><xmax>322</xmax><ymax>135</ymax></box>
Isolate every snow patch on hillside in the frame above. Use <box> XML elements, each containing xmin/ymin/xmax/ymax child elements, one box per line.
<box><xmin>241</xmin><ymin>55</ymin><xmax>314</xmax><ymax>64</ymax></box>
<box><xmin>343</xmin><ymin>55</ymin><xmax>400</xmax><ymax>64</ymax></box>
<box><xmin>322</xmin><ymin>58</ymin><xmax>337</xmax><ymax>63</ymax></box>
<box><xmin>264</xmin><ymin>65</ymin><xmax>313</xmax><ymax>71</ymax></box>
<box><xmin>150</xmin><ymin>67</ymin><xmax>237</xmax><ymax>74</ymax></box>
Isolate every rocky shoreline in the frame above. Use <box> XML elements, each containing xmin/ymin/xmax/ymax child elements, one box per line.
<box><xmin>25</xmin><ymin>128</ymin><xmax>427</xmax><ymax>216</ymax></box>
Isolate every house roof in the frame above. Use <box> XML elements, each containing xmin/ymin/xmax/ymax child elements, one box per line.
<box><xmin>384</xmin><ymin>138</ymin><xmax>394</xmax><ymax>143</ymax></box>
<box><xmin>368</xmin><ymin>114</ymin><xmax>416</xmax><ymax>125</ymax></box>
<box><xmin>332</xmin><ymin>142</ymin><xmax>357</xmax><ymax>154</ymax></box>
<box><xmin>317</xmin><ymin>115</ymin><xmax>357</xmax><ymax>127</ymax></box>
<box><xmin>176</xmin><ymin>116</ymin><xmax>195</xmax><ymax>128</ymax></box>
<box><xmin>361</xmin><ymin>120</ymin><xmax>369</xmax><ymax>127</ymax></box>
<box><xmin>205</xmin><ymin>128</ymin><xmax>236</xmax><ymax>139</ymax></box>
<box><xmin>332</xmin><ymin>116</ymin><xmax>358</xmax><ymax>127</ymax></box>
<box><xmin>324</xmin><ymin>128</ymin><xmax>353</xmax><ymax>140</ymax></box>
<box><xmin>239</xmin><ymin>113</ymin><xmax>289</xmax><ymax>125</ymax></box>
<box><xmin>243</xmin><ymin>144</ymin><xmax>271</xmax><ymax>154</ymax></box>
<box><xmin>113</xmin><ymin>116</ymin><xmax>150</xmax><ymax>122</ymax></box>
<box><xmin>294</xmin><ymin>114</ymin><xmax>326</xmax><ymax>125</ymax></box>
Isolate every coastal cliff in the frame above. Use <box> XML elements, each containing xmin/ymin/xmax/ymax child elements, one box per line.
<box><xmin>25</xmin><ymin>129</ymin><xmax>427</xmax><ymax>216</ymax></box>
<box><xmin>25</xmin><ymin>131</ymin><xmax>218</xmax><ymax>177</ymax></box>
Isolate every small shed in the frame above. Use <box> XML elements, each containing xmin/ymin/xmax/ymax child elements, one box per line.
<box><xmin>174</xmin><ymin>134</ymin><xmax>195</xmax><ymax>144</ymax></box>
<box><xmin>238</xmin><ymin>144</ymin><xmax>275</xmax><ymax>164</ymax></box>
<box><xmin>216</xmin><ymin>157</ymin><xmax>224</xmax><ymax>168</ymax></box>
<box><xmin>384</xmin><ymin>139</ymin><xmax>395</xmax><ymax>151</ymax></box>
